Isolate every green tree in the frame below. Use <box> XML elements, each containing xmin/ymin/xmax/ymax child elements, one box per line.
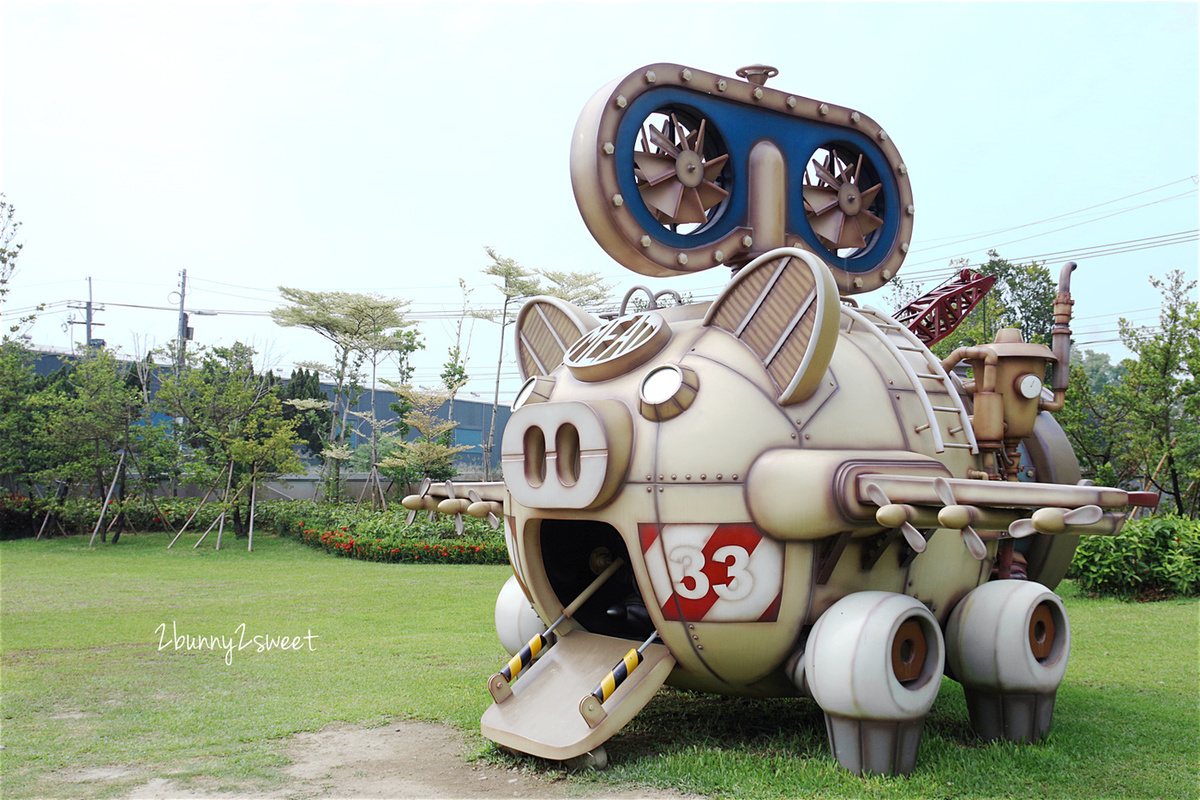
<box><xmin>156</xmin><ymin>343</ymin><xmax>301</xmax><ymax>534</ymax></box>
<box><xmin>1109</xmin><ymin>271</ymin><xmax>1200</xmax><ymax>514</ymax></box>
<box><xmin>0</xmin><ymin>195</ymin><xmax>38</xmax><ymax>340</ymax></box>
<box><xmin>378</xmin><ymin>385</ymin><xmax>469</xmax><ymax>486</ymax></box>
<box><xmin>278</xmin><ymin>367</ymin><xmax>331</xmax><ymax>457</ymax></box>
<box><xmin>476</xmin><ymin>248</ymin><xmax>614</xmax><ymax>479</ymax></box>
<box><xmin>0</xmin><ymin>341</ymin><xmax>47</xmax><ymax>494</ymax></box>
<box><xmin>271</xmin><ymin>289</ymin><xmax>419</xmax><ymax>499</ymax></box>
<box><xmin>930</xmin><ymin>251</ymin><xmax>1056</xmax><ymax>358</ymax></box>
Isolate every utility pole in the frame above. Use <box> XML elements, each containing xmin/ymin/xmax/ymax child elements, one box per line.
<box><xmin>175</xmin><ymin>269</ymin><xmax>191</xmax><ymax>372</ymax></box>
<box><xmin>67</xmin><ymin>276</ymin><xmax>104</xmax><ymax>351</ymax></box>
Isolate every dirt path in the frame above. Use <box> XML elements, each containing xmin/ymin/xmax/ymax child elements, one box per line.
<box><xmin>125</xmin><ymin>720</ymin><xmax>696</xmax><ymax>799</ymax></box>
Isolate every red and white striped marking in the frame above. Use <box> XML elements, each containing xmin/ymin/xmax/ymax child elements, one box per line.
<box><xmin>639</xmin><ymin>523</ymin><xmax>783</xmax><ymax>623</ymax></box>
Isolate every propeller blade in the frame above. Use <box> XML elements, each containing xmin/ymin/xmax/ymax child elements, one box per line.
<box><xmin>961</xmin><ymin>526</ymin><xmax>988</xmax><ymax>560</ymax></box>
<box><xmin>1008</xmin><ymin>518</ymin><xmax>1039</xmax><ymax>538</ymax></box>
<box><xmin>640</xmin><ymin>179</ymin><xmax>684</xmax><ymax>219</ymax></box>
<box><xmin>813</xmin><ymin>160</ymin><xmax>841</xmax><ymax>188</ymax></box>
<box><xmin>802</xmin><ymin>186</ymin><xmax>839</xmax><ymax>216</ymax></box>
<box><xmin>444</xmin><ymin>480</ymin><xmax>456</xmax><ymax>500</ymax></box>
<box><xmin>673</xmin><ymin>187</ymin><xmax>709</xmax><ymax>225</ymax></box>
<box><xmin>864</xmin><ymin>482</ymin><xmax>889</xmax><ymax>508</ymax></box>
<box><xmin>901</xmin><ymin>521</ymin><xmax>928</xmax><ymax>554</ymax></box>
<box><xmin>405</xmin><ymin>509</ymin><xmax>417</xmax><ymax>526</ymax></box>
<box><xmin>455</xmin><ymin>513</ymin><xmax>464</xmax><ymax>537</ymax></box>
<box><xmin>838</xmin><ymin>214</ymin><xmax>867</xmax><ymax>249</ymax></box>
<box><xmin>692</xmin><ymin>119</ymin><xmax>706</xmax><ymax>153</ymax></box>
<box><xmin>809</xmin><ymin>208</ymin><xmax>846</xmax><ymax>247</ymax></box>
<box><xmin>1064</xmin><ymin>505</ymin><xmax>1104</xmax><ymax>525</ymax></box>
<box><xmin>649</xmin><ymin>123</ymin><xmax>679</xmax><ymax>157</ymax></box>
<box><xmin>701</xmin><ymin>152</ymin><xmax>729</xmax><ymax>181</ymax></box>
<box><xmin>633</xmin><ymin>151</ymin><xmax>678</xmax><ymax>185</ymax></box>
<box><xmin>696</xmin><ymin>180</ymin><xmax>730</xmax><ymax>211</ymax></box>
<box><xmin>857</xmin><ymin>182</ymin><xmax>883</xmax><ymax>208</ymax></box>
<box><xmin>932</xmin><ymin>478</ymin><xmax>956</xmax><ymax>507</ymax></box>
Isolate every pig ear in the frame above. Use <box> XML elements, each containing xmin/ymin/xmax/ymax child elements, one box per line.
<box><xmin>703</xmin><ymin>248</ymin><xmax>841</xmax><ymax>405</ymax></box>
<box><xmin>515</xmin><ymin>296</ymin><xmax>602</xmax><ymax>380</ymax></box>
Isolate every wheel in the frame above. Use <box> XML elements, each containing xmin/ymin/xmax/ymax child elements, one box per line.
<box><xmin>494</xmin><ymin>575</ymin><xmax>547</xmax><ymax>657</ymax></box>
<box><xmin>803</xmin><ymin>591</ymin><xmax>944</xmax><ymax>775</ymax></box>
<box><xmin>944</xmin><ymin>580</ymin><xmax>1070</xmax><ymax>742</ymax></box>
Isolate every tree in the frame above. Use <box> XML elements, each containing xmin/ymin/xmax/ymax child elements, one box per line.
<box><xmin>0</xmin><ymin>195</ymin><xmax>38</xmax><ymax>341</ymax></box>
<box><xmin>271</xmin><ymin>289</ymin><xmax>419</xmax><ymax>499</ymax></box>
<box><xmin>930</xmin><ymin>251</ymin><xmax>1056</xmax><ymax>358</ymax></box>
<box><xmin>476</xmin><ymin>247</ymin><xmax>614</xmax><ymax>479</ymax></box>
<box><xmin>278</xmin><ymin>367</ymin><xmax>331</xmax><ymax>458</ymax></box>
<box><xmin>378</xmin><ymin>385</ymin><xmax>470</xmax><ymax>486</ymax></box>
<box><xmin>156</xmin><ymin>343</ymin><xmax>301</xmax><ymax>534</ymax></box>
<box><xmin>1108</xmin><ymin>271</ymin><xmax>1200</xmax><ymax>514</ymax></box>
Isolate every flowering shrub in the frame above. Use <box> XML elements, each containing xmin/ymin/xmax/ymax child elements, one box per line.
<box><xmin>271</xmin><ymin>501</ymin><xmax>509</xmax><ymax>565</ymax></box>
<box><xmin>1072</xmin><ymin>514</ymin><xmax>1200</xmax><ymax>598</ymax></box>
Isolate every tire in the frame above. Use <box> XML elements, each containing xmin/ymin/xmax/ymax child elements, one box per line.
<box><xmin>804</xmin><ymin>591</ymin><xmax>944</xmax><ymax>721</ymax></box>
<box><xmin>945</xmin><ymin>580</ymin><xmax>1070</xmax><ymax>694</ymax></box>
<box><xmin>494</xmin><ymin>575</ymin><xmax>547</xmax><ymax>656</ymax></box>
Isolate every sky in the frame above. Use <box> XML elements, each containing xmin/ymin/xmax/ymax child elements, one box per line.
<box><xmin>2</xmin><ymin>1</ymin><xmax>1197</xmax><ymax>402</ymax></box>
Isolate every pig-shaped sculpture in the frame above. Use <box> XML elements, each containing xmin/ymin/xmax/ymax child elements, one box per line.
<box><xmin>403</xmin><ymin>63</ymin><xmax>1157</xmax><ymax>777</ymax></box>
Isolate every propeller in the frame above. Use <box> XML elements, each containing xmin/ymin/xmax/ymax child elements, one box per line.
<box><xmin>467</xmin><ymin>488</ymin><xmax>502</xmax><ymax>530</ymax></box>
<box><xmin>803</xmin><ymin>146</ymin><xmax>885</xmax><ymax>254</ymax></box>
<box><xmin>863</xmin><ymin>482</ymin><xmax>928</xmax><ymax>554</ymax></box>
<box><xmin>634</xmin><ymin>111</ymin><xmax>730</xmax><ymax>231</ymax></box>
<box><xmin>933</xmin><ymin>478</ymin><xmax>988</xmax><ymax>560</ymax></box>
<box><xmin>401</xmin><ymin>477</ymin><xmax>435</xmax><ymax>525</ymax></box>
<box><xmin>1008</xmin><ymin>505</ymin><xmax>1104</xmax><ymax>539</ymax></box>
<box><xmin>437</xmin><ymin>480</ymin><xmax>468</xmax><ymax>536</ymax></box>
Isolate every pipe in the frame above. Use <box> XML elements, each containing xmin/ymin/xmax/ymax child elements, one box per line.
<box><xmin>1041</xmin><ymin>261</ymin><xmax>1077</xmax><ymax>411</ymax></box>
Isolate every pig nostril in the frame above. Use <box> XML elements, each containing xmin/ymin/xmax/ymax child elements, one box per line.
<box><xmin>556</xmin><ymin>423</ymin><xmax>581</xmax><ymax>486</ymax></box>
<box><xmin>524</xmin><ymin>426</ymin><xmax>546</xmax><ymax>487</ymax></box>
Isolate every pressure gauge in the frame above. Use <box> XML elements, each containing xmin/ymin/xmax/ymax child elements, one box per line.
<box><xmin>1017</xmin><ymin>373</ymin><xmax>1043</xmax><ymax>400</ymax></box>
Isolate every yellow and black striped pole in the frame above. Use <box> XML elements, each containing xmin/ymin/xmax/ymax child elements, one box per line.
<box><xmin>487</xmin><ymin>558</ymin><xmax>625</xmax><ymax>703</ymax></box>
<box><xmin>501</xmin><ymin>631</ymin><xmax>549</xmax><ymax>682</ymax></box>
<box><xmin>590</xmin><ymin>631</ymin><xmax>660</xmax><ymax>704</ymax></box>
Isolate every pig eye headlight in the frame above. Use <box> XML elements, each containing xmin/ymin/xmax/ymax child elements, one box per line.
<box><xmin>638</xmin><ymin>364</ymin><xmax>699</xmax><ymax>421</ymax></box>
<box><xmin>512</xmin><ymin>376</ymin><xmax>556</xmax><ymax>410</ymax></box>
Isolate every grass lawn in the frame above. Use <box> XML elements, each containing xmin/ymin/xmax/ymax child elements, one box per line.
<box><xmin>2</xmin><ymin>532</ymin><xmax>1197</xmax><ymax>799</ymax></box>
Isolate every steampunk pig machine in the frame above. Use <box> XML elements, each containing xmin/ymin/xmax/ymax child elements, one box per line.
<box><xmin>403</xmin><ymin>63</ymin><xmax>1157</xmax><ymax>776</ymax></box>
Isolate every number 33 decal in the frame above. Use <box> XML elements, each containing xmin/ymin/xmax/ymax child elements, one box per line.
<box><xmin>668</xmin><ymin>545</ymin><xmax>754</xmax><ymax>601</ymax></box>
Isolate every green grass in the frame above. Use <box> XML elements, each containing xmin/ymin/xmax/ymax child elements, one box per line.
<box><xmin>2</xmin><ymin>533</ymin><xmax>1197</xmax><ymax>799</ymax></box>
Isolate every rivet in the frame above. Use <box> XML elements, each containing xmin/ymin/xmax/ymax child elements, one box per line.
<box><xmin>700</xmin><ymin>474</ymin><xmax>707</xmax><ymax>480</ymax></box>
<box><xmin>882</xmin><ymin>269</ymin><xmax>892</xmax><ymax>279</ymax></box>
<box><xmin>732</xmin><ymin>474</ymin><xmax>738</xmax><ymax>480</ymax></box>
<box><xmin>850</xmin><ymin>111</ymin><xmax>861</xmax><ymax>124</ymax></box>
<box><xmin>685</xmin><ymin>474</ymin><xmax>691</xmax><ymax>480</ymax></box>
<box><xmin>692</xmin><ymin>635</ymin><xmax>699</xmax><ymax>640</ymax></box>
<box><xmin>787</xmin><ymin>96</ymin><xmax>797</xmax><ymax>108</ymax></box>
<box><xmin>898</xmin><ymin>163</ymin><xmax>908</xmax><ymax>175</ymax></box>
<box><xmin>714</xmin><ymin>249</ymin><xmax>725</xmax><ymax>261</ymax></box>
<box><xmin>688</xmin><ymin>624</ymin><xmax>695</xmax><ymax>629</ymax></box>
<box><xmin>677</xmin><ymin>253</ymin><xmax>689</xmax><ymax>265</ymax></box>
<box><xmin>671</xmin><ymin>474</ymin><xmax>677</xmax><ymax>480</ymax></box>
<box><xmin>681</xmin><ymin>68</ymin><xmax>693</xmax><ymax>81</ymax></box>
<box><xmin>804</xmin><ymin>433</ymin><xmax>811</xmax><ymax>440</ymax></box>
<box><xmin>818</xmin><ymin>103</ymin><xmax>829</xmax><ymax>116</ymax></box>
<box><xmin>658</xmin><ymin>487</ymin><xmax>664</xmax><ymax>493</ymax></box>
<box><xmin>646</xmin><ymin>475</ymin><xmax>652</xmax><ymax>481</ymax></box>
<box><xmin>791</xmin><ymin>433</ymin><xmax>796</xmax><ymax>439</ymax></box>
<box><xmin>602</xmin><ymin>142</ymin><xmax>615</xmax><ymax>155</ymax></box>
<box><xmin>716</xmin><ymin>79</ymin><xmax>727</xmax><ymax>91</ymax></box>
<box><xmin>753</xmin><ymin>87</ymin><xmax>763</xmax><ymax>100</ymax></box>
<box><xmin>741</xmin><ymin>235</ymin><xmax>753</xmax><ymax>248</ymax></box>
<box><xmin>646</xmin><ymin>486</ymin><xmax>652</xmax><ymax>493</ymax></box>
<box><xmin>906</xmin><ymin>204</ymin><xmax>915</xmax><ymax>216</ymax></box>
<box><xmin>900</xmin><ymin>242</ymin><xmax>910</xmax><ymax>253</ymax></box>
<box><xmin>854</xmin><ymin>277</ymin><xmax>864</xmax><ymax>288</ymax></box>
<box><xmin>716</xmin><ymin>474</ymin><xmax>723</xmax><ymax>480</ymax></box>
<box><xmin>697</xmin><ymin>644</ymin><xmax>704</xmax><ymax>650</ymax></box>
<box><xmin>616</xmin><ymin>94</ymin><xmax>627</xmax><ymax>108</ymax></box>
<box><xmin>878</xmin><ymin>130</ymin><xmax>888</xmax><ymax>141</ymax></box>
<box><xmin>658</xmin><ymin>475</ymin><xmax>664</xmax><ymax>480</ymax></box>
<box><xmin>645</xmin><ymin>70</ymin><xmax>657</xmax><ymax>84</ymax></box>
<box><xmin>612</xmin><ymin>194</ymin><xmax>624</xmax><ymax>207</ymax></box>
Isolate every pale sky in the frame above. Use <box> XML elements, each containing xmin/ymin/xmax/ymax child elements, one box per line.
<box><xmin>3</xmin><ymin>1</ymin><xmax>1197</xmax><ymax>401</ymax></box>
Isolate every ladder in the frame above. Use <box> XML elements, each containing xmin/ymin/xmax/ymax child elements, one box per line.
<box><xmin>842</xmin><ymin>305</ymin><xmax>978</xmax><ymax>455</ymax></box>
